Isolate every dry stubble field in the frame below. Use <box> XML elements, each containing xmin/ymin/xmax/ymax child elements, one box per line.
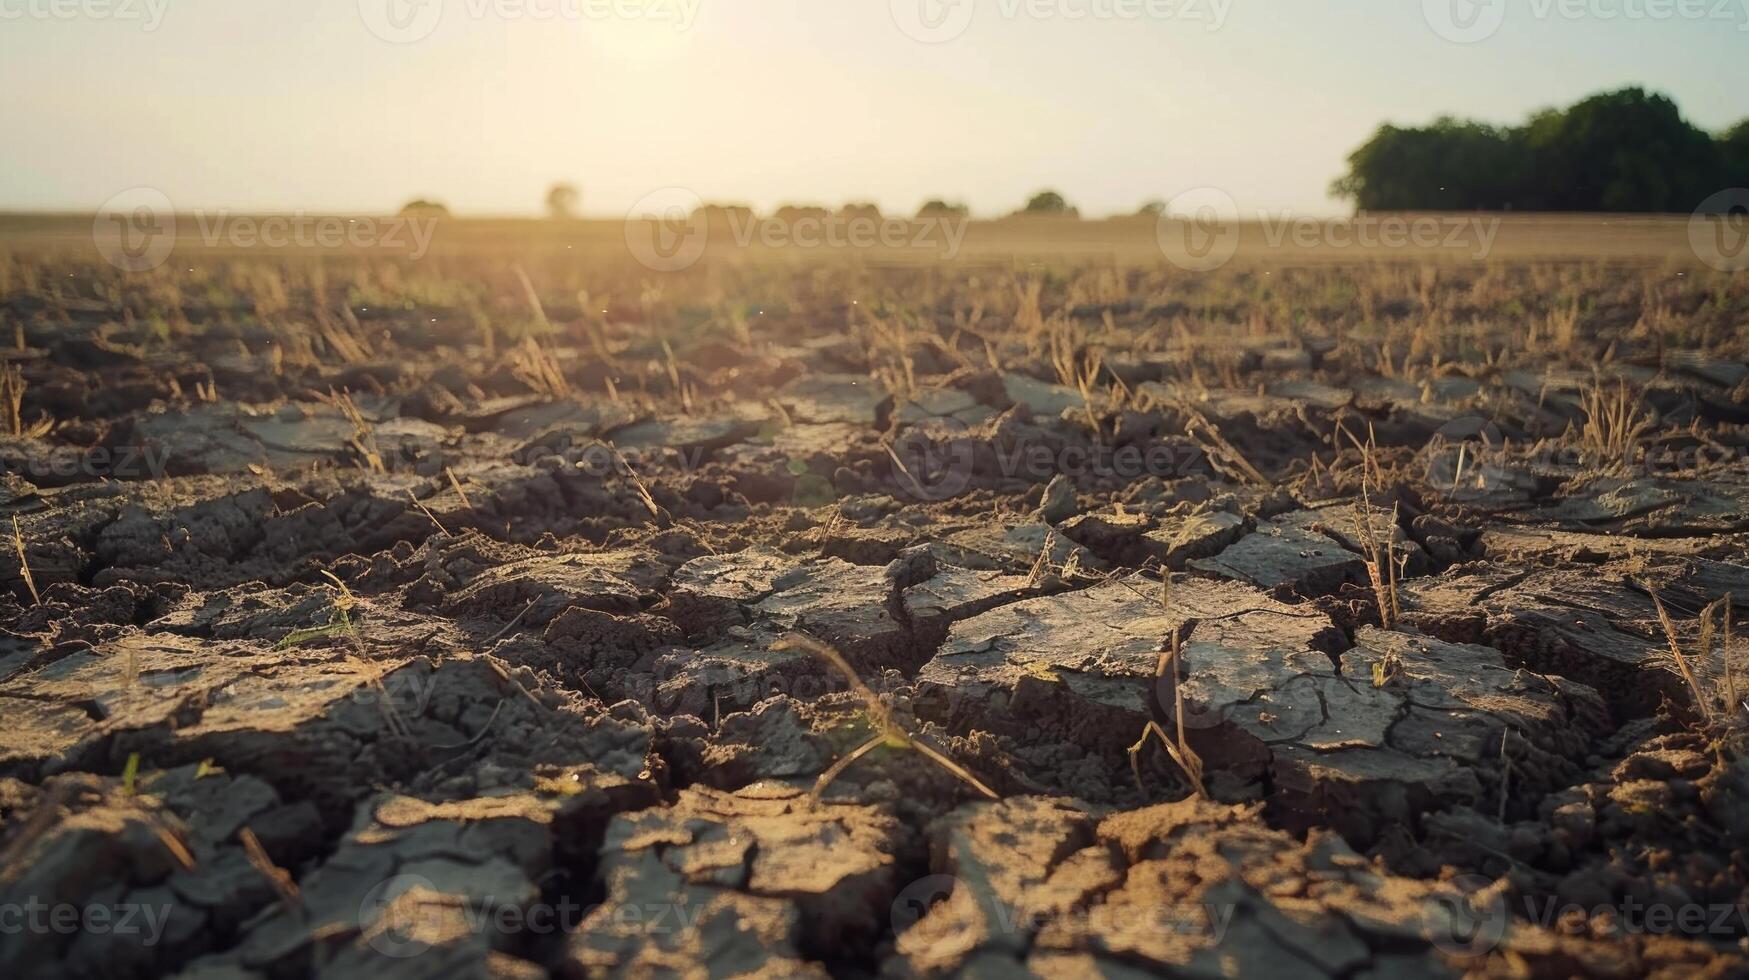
<box><xmin>0</xmin><ymin>215</ymin><xmax>1747</xmax><ymax>978</ymax></box>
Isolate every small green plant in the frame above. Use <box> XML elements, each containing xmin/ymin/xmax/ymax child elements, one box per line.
<box><xmin>773</xmin><ymin>633</ymin><xmax>998</xmax><ymax>801</ymax></box>
<box><xmin>274</xmin><ymin>571</ymin><xmax>361</xmax><ymax>649</ymax></box>
<box><xmin>272</xmin><ymin>572</ymin><xmax>417</xmax><ymax>740</ymax></box>
<box><xmin>1370</xmin><ymin>652</ymin><xmax>1407</xmax><ymax>689</ymax></box>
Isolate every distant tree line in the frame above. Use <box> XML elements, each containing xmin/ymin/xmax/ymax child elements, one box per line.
<box><xmin>403</xmin><ymin>189</ymin><xmax>1175</xmax><ymax>221</ymax></box>
<box><xmin>1332</xmin><ymin>88</ymin><xmax>1749</xmax><ymax>213</ymax></box>
<box><xmin>706</xmin><ymin>193</ymin><xmax>1084</xmax><ymax>221</ymax></box>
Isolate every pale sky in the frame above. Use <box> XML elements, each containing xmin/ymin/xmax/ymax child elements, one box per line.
<box><xmin>1</xmin><ymin>0</ymin><xmax>1744</xmax><ymax>217</ymax></box>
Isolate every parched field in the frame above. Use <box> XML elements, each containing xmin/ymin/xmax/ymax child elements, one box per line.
<box><xmin>1</xmin><ymin>218</ymin><xmax>1746</xmax><ymax>978</ymax></box>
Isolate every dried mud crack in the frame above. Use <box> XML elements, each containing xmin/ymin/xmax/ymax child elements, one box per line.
<box><xmin>2</xmin><ymin>256</ymin><xmax>1747</xmax><ymax>978</ymax></box>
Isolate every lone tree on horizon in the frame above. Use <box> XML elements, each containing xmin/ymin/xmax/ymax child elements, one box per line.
<box><xmin>918</xmin><ymin>199</ymin><xmax>969</xmax><ymax>218</ymax></box>
<box><xmin>1021</xmin><ymin>190</ymin><xmax>1078</xmax><ymax>217</ymax></box>
<box><xmin>399</xmin><ymin>199</ymin><xmax>449</xmax><ymax>217</ymax></box>
<box><xmin>546</xmin><ymin>183</ymin><xmax>580</xmax><ymax>220</ymax></box>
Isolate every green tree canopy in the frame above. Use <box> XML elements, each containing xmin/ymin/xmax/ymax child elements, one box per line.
<box><xmin>1715</xmin><ymin>120</ymin><xmax>1749</xmax><ymax>193</ymax></box>
<box><xmin>1332</xmin><ymin>88</ymin><xmax>1743</xmax><ymax>213</ymax></box>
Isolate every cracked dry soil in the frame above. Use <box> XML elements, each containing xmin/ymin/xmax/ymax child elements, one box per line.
<box><xmin>2</xmin><ymin>254</ymin><xmax>1748</xmax><ymax>979</ymax></box>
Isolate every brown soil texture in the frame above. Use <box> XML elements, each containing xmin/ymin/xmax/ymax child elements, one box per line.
<box><xmin>3</xmin><ymin>253</ymin><xmax>1749</xmax><ymax>978</ymax></box>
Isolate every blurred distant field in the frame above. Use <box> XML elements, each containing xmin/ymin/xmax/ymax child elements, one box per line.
<box><xmin>0</xmin><ymin>211</ymin><xmax>1711</xmax><ymax>266</ymax></box>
